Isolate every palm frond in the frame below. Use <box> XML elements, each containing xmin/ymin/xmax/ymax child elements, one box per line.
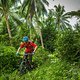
<box><xmin>10</xmin><ymin>12</ymin><xmax>23</xmax><ymax>25</ymax></box>
<box><xmin>42</xmin><ymin>0</ymin><xmax>49</xmax><ymax>6</ymax></box>
<box><xmin>0</xmin><ymin>6</ymin><xmax>3</xmax><ymax>10</ymax></box>
<box><xmin>66</xmin><ymin>10</ymin><xmax>80</xmax><ymax>17</ymax></box>
<box><xmin>22</xmin><ymin>0</ymin><xmax>30</xmax><ymax>13</ymax></box>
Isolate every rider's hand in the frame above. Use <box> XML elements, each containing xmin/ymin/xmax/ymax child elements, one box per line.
<box><xmin>16</xmin><ymin>52</ymin><xmax>19</xmax><ymax>56</ymax></box>
<box><xmin>32</xmin><ymin>51</ymin><xmax>34</xmax><ymax>55</ymax></box>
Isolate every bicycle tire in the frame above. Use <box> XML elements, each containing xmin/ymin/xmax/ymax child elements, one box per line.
<box><xmin>18</xmin><ymin>59</ymin><xmax>32</xmax><ymax>74</ymax></box>
<box><xmin>19</xmin><ymin>61</ymin><xmax>26</xmax><ymax>74</ymax></box>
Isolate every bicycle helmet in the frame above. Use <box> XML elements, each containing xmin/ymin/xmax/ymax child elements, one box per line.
<box><xmin>22</xmin><ymin>36</ymin><xmax>29</xmax><ymax>42</ymax></box>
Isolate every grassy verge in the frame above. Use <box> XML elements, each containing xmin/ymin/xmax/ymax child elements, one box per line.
<box><xmin>0</xmin><ymin>47</ymin><xmax>80</xmax><ymax>80</ymax></box>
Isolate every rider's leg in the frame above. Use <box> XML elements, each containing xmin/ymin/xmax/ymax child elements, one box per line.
<box><xmin>23</xmin><ymin>53</ymin><xmax>28</xmax><ymax>61</ymax></box>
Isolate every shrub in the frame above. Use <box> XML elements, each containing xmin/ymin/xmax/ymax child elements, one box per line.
<box><xmin>56</xmin><ymin>28</ymin><xmax>80</xmax><ymax>61</ymax></box>
<box><xmin>42</xmin><ymin>26</ymin><xmax>57</xmax><ymax>52</ymax></box>
<box><xmin>33</xmin><ymin>46</ymin><xmax>49</xmax><ymax>66</ymax></box>
<box><xmin>0</xmin><ymin>44</ymin><xmax>18</xmax><ymax>74</ymax></box>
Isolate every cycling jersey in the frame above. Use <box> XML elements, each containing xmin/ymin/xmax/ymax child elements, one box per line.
<box><xmin>20</xmin><ymin>41</ymin><xmax>37</xmax><ymax>53</ymax></box>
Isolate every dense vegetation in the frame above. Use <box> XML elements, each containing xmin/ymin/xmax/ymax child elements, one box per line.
<box><xmin>0</xmin><ymin>0</ymin><xmax>80</xmax><ymax>80</ymax></box>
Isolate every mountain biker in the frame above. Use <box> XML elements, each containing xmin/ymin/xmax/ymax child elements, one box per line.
<box><xmin>16</xmin><ymin>36</ymin><xmax>38</xmax><ymax>68</ymax></box>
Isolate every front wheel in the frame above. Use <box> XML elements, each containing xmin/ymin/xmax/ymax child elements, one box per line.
<box><xmin>19</xmin><ymin>61</ymin><xmax>27</xmax><ymax>74</ymax></box>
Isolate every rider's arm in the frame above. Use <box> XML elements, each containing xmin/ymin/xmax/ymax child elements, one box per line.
<box><xmin>17</xmin><ymin>42</ymin><xmax>24</xmax><ymax>53</ymax></box>
<box><xmin>31</xmin><ymin>42</ymin><xmax>38</xmax><ymax>52</ymax></box>
<box><xmin>33</xmin><ymin>46</ymin><xmax>38</xmax><ymax>52</ymax></box>
<box><xmin>17</xmin><ymin>47</ymin><xmax>21</xmax><ymax>53</ymax></box>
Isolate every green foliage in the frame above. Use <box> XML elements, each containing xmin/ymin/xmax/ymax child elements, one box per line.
<box><xmin>11</xmin><ymin>24</ymin><xmax>30</xmax><ymax>48</ymax></box>
<box><xmin>0</xmin><ymin>17</ymin><xmax>8</xmax><ymax>35</ymax></box>
<box><xmin>33</xmin><ymin>46</ymin><xmax>49</xmax><ymax>66</ymax></box>
<box><xmin>2</xmin><ymin>53</ymin><xmax>80</xmax><ymax>80</ymax></box>
<box><xmin>0</xmin><ymin>0</ymin><xmax>80</xmax><ymax>79</ymax></box>
<box><xmin>56</xmin><ymin>28</ymin><xmax>80</xmax><ymax>61</ymax></box>
<box><xmin>42</xmin><ymin>26</ymin><xmax>57</xmax><ymax>52</ymax></box>
<box><xmin>0</xmin><ymin>44</ymin><xmax>18</xmax><ymax>75</ymax></box>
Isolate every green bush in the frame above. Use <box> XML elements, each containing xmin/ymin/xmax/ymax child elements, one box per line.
<box><xmin>56</xmin><ymin>28</ymin><xmax>80</xmax><ymax>61</ymax></box>
<box><xmin>0</xmin><ymin>44</ymin><xmax>18</xmax><ymax>74</ymax></box>
<box><xmin>33</xmin><ymin>47</ymin><xmax>49</xmax><ymax>66</ymax></box>
<box><xmin>42</xmin><ymin>26</ymin><xmax>57</xmax><ymax>52</ymax></box>
<box><xmin>8</xmin><ymin>53</ymin><xmax>80</xmax><ymax>80</ymax></box>
<box><xmin>0</xmin><ymin>34</ymin><xmax>10</xmax><ymax>46</ymax></box>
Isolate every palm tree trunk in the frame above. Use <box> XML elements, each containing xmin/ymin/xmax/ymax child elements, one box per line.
<box><xmin>4</xmin><ymin>14</ymin><xmax>12</xmax><ymax>45</ymax></box>
<box><xmin>35</xmin><ymin>14</ymin><xmax>44</xmax><ymax>48</ymax></box>
<box><xmin>30</xmin><ymin>27</ymin><xmax>31</xmax><ymax>40</ymax></box>
<box><xmin>39</xmin><ymin>29</ymin><xmax>44</xmax><ymax>48</ymax></box>
<box><xmin>29</xmin><ymin>14</ymin><xmax>33</xmax><ymax>40</ymax></box>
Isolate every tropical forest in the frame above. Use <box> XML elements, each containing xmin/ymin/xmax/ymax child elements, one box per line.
<box><xmin>0</xmin><ymin>0</ymin><xmax>80</xmax><ymax>80</ymax></box>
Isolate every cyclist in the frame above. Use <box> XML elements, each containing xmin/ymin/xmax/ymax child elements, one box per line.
<box><xmin>16</xmin><ymin>36</ymin><xmax>38</xmax><ymax>68</ymax></box>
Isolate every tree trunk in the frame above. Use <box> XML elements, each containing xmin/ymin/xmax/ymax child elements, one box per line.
<box><xmin>39</xmin><ymin>29</ymin><xmax>44</xmax><ymax>48</ymax></box>
<box><xmin>4</xmin><ymin>14</ymin><xmax>12</xmax><ymax>46</ymax></box>
<box><xmin>29</xmin><ymin>27</ymin><xmax>31</xmax><ymax>40</ymax></box>
<box><xmin>29</xmin><ymin>15</ymin><xmax>33</xmax><ymax>40</ymax></box>
<box><xmin>35</xmin><ymin>15</ymin><xmax>44</xmax><ymax>48</ymax></box>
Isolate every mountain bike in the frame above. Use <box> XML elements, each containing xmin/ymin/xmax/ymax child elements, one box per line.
<box><xmin>17</xmin><ymin>54</ymin><xmax>33</xmax><ymax>75</ymax></box>
<box><xmin>16</xmin><ymin>53</ymin><xmax>37</xmax><ymax>75</ymax></box>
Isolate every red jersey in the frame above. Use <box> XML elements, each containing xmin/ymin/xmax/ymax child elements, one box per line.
<box><xmin>20</xmin><ymin>41</ymin><xmax>37</xmax><ymax>53</ymax></box>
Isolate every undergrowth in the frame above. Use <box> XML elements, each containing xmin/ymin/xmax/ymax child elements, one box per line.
<box><xmin>0</xmin><ymin>47</ymin><xmax>80</xmax><ymax>80</ymax></box>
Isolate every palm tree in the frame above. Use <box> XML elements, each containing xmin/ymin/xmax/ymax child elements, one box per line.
<box><xmin>35</xmin><ymin>18</ymin><xmax>45</xmax><ymax>48</ymax></box>
<box><xmin>53</xmin><ymin>4</ymin><xmax>71</xmax><ymax>31</ymax></box>
<box><xmin>0</xmin><ymin>0</ymin><xmax>22</xmax><ymax>45</ymax></box>
<box><xmin>21</xmin><ymin>0</ymin><xmax>49</xmax><ymax>48</ymax></box>
<box><xmin>22</xmin><ymin>0</ymin><xmax>49</xmax><ymax>19</ymax></box>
